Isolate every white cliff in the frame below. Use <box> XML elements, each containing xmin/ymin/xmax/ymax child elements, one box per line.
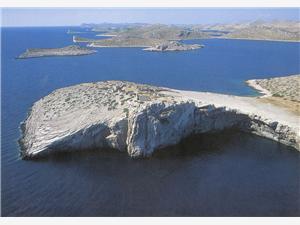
<box><xmin>19</xmin><ymin>81</ymin><xmax>299</xmax><ymax>159</ymax></box>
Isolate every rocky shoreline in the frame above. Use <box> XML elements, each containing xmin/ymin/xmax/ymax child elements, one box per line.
<box><xmin>247</xmin><ymin>75</ymin><xmax>300</xmax><ymax>101</ymax></box>
<box><xmin>17</xmin><ymin>45</ymin><xmax>97</xmax><ymax>59</ymax></box>
<box><xmin>246</xmin><ymin>74</ymin><xmax>300</xmax><ymax>115</ymax></box>
<box><xmin>143</xmin><ymin>41</ymin><xmax>203</xmax><ymax>52</ymax></box>
<box><xmin>20</xmin><ymin>80</ymin><xmax>299</xmax><ymax>159</ymax></box>
<box><xmin>246</xmin><ymin>80</ymin><xmax>272</xmax><ymax>97</ymax></box>
<box><xmin>82</xmin><ymin>37</ymin><xmax>202</xmax><ymax>52</ymax></box>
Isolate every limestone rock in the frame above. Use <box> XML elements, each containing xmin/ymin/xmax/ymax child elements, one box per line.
<box><xmin>19</xmin><ymin>81</ymin><xmax>300</xmax><ymax>159</ymax></box>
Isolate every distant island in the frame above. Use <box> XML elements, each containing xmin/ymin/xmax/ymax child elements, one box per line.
<box><xmin>73</xmin><ymin>21</ymin><xmax>300</xmax><ymax>50</ymax></box>
<box><xmin>17</xmin><ymin>45</ymin><xmax>97</xmax><ymax>59</ymax></box>
<box><xmin>67</xmin><ymin>29</ymin><xmax>86</xmax><ymax>34</ymax></box>
<box><xmin>82</xmin><ymin>21</ymin><xmax>300</xmax><ymax>42</ymax></box>
<box><xmin>86</xmin><ymin>39</ymin><xmax>204</xmax><ymax>52</ymax></box>
<box><xmin>143</xmin><ymin>41</ymin><xmax>203</xmax><ymax>52</ymax></box>
<box><xmin>20</xmin><ymin>76</ymin><xmax>299</xmax><ymax>159</ymax></box>
<box><xmin>17</xmin><ymin>21</ymin><xmax>300</xmax><ymax>59</ymax></box>
<box><xmin>73</xmin><ymin>23</ymin><xmax>210</xmax><ymax>51</ymax></box>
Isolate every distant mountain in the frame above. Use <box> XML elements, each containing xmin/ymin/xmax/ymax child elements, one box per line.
<box><xmin>114</xmin><ymin>24</ymin><xmax>210</xmax><ymax>40</ymax></box>
<box><xmin>81</xmin><ymin>21</ymin><xmax>299</xmax><ymax>42</ymax></box>
<box><xmin>81</xmin><ymin>22</ymin><xmax>147</xmax><ymax>32</ymax></box>
<box><xmin>76</xmin><ymin>23</ymin><xmax>210</xmax><ymax>49</ymax></box>
<box><xmin>78</xmin><ymin>21</ymin><xmax>299</xmax><ymax>48</ymax></box>
<box><xmin>196</xmin><ymin>20</ymin><xmax>300</xmax><ymax>41</ymax></box>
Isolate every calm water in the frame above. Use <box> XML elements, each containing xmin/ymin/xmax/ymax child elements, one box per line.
<box><xmin>1</xmin><ymin>27</ymin><xmax>300</xmax><ymax>216</ymax></box>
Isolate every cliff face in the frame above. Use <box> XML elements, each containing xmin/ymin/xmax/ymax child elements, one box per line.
<box><xmin>127</xmin><ymin>101</ymin><xmax>196</xmax><ymax>157</ymax></box>
<box><xmin>19</xmin><ymin>81</ymin><xmax>299</xmax><ymax>159</ymax></box>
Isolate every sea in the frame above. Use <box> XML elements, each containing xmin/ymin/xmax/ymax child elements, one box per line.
<box><xmin>1</xmin><ymin>27</ymin><xmax>300</xmax><ymax>216</ymax></box>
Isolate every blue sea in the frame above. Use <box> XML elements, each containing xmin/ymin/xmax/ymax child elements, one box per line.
<box><xmin>1</xmin><ymin>27</ymin><xmax>300</xmax><ymax>216</ymax></box>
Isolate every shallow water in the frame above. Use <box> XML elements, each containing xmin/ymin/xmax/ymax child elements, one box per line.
<box><xmin>1</xmin><ymin>27</ymin><xmax>300</xmax><ymax>216</ymax></box>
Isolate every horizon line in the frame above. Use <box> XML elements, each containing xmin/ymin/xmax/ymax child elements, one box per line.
<box><xmin>1</xmin><ymin>18</ymin><xmax>299</xmax><ymax>28</ymax></box>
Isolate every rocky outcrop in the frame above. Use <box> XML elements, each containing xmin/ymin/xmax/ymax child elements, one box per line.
<box><xmin>17</xmin><ymin>45</ymin><xmax>97</xmax><ymax>59</ymax></box>
<box><xmin>143</xmin><ymin>41</ymin><xmax>203</xmax><ymax>52</ymax></box>
<box><xmin>127</xmin><ymin>101</ymin><xmax>196</xmax><ymax>157</ymax></box>
<box><xmin>19</xmin><ymin>81</ymin><xmax>299</xmax><ymax>159</ymax></box>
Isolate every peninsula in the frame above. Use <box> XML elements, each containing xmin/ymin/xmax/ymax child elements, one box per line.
<box><xmin>17</xmin><ymin>45</ymin><xmax>97</xmax><ymax>59</ymax></box>
<box><xmin>20</xmin><ymin>80</ymin><xmax>299</xmax><ymax>159</ymax></box>
<box><xmin>247</xmin><ymin>74</ymin><xmax>300</xmax><ymax>115</ymax></box>
<box><xmin>87</xmin><ymin>40</ymin><xmax>203</xmax><ymax>52</ymax></box>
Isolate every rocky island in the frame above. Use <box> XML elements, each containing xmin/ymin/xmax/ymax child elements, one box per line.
<box><xmin>20</xmin><ymin>80</ymin><xmax>299</xmax><ymax>159</ymax></box>
<box><xmin>83</xmin><ymin>37</ymin><xmax>202</xmax><ymax>52</ymax></box>
<box><xmin>143</xmin><ymin>41</ymin><xmax>203</xmax><ymax>52</ymax></box>
<box><xmin>17</xmin><ymin>45</ymin><xmax>97</xmax><ymax>59</ymax></box>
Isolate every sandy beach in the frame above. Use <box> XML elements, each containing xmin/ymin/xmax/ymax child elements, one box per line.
<box><xmin>175</xmin><ymin>89</ymin><xmax>300</xmax><ymax>131</ymax></box>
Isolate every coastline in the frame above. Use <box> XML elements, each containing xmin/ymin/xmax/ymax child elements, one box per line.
<box><xmin>245</xmin><ymin>75</ymin><xmax>300</xmax><ymax>116</ymax></box>
<box><xmin>87</xmin><ymin>44</ymin><xmax>150</xmax><ymax>48</ymax></box>
<box><xmin>96</xmin><ymin>34</ymin><xmax>117</xmax><ymax>37</ymax></box>
<box><xmin>245</xmin><ymin>79</ymin><xmax>272</xmax><ymax>97</ymax></box>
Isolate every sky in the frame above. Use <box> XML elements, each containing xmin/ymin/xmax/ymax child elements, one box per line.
<box><xmin>1</xmin><ymin>8</ymin><xmax>299</xmax><ymax>27</ymax></box>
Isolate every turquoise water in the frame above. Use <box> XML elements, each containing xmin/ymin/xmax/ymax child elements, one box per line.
<box><xmin>1</xmin><ymin>27</ymin><xmax>300</xmax><ymax>216</ymax></box>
